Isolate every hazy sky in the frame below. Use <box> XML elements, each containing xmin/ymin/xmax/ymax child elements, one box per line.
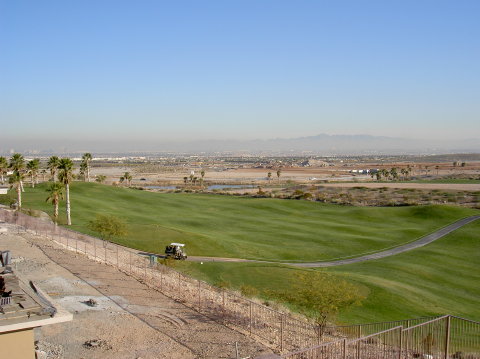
<box><xmin>1</xmin><ymin>0</ymin><xmax>479</xmax><ymax>145</ymax></box>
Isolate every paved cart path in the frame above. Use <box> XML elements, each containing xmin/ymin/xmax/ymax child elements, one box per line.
<box><xmin>187</xmin><ymin>215</ymin><xmax>480</xmax><ymax>268</ymax></box>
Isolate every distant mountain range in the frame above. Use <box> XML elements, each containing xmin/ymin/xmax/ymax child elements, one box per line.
<box><xmin>163</xmin><ymin>134</ymin><xmax>480</xmax><ymax>155</ymax></box>
<box><xmin>1</xmin><ymin>134</ymin><xmax>479</xmax><ymax>155</ymax></box>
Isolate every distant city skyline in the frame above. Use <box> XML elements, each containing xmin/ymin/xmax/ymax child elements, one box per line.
<box><xmin>1</xmin><ymin>1</ymin><xmax>479</xmax><ymax>143</ymax></box>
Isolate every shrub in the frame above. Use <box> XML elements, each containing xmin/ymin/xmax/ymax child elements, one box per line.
<box><xmin>240</xmin><ymin>285</ymin><xmax>259</xmax><ymax>298</ymax></box>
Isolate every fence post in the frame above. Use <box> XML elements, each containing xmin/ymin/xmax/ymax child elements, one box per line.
<box><xmin>249</xmin><ymin>302</ymin><xmax>253</xmax><ymax>335</ymax></box>
<box><xmin>444</xmin><ymin>316</ymin><xmax>451</xmax><ymax>359</ymax></box>
<box><xmin>343</xmin><ymin>338</ymin><xmax>347</xmax><ymax>359</ymax></box>
<box><xmin>356</xmin><ymin>325</ymin><xmax>361</xmax><ymax>358</ymax></box>
<box><xmin>198</xmin><ymin>280</ymin><xmax>201</xmax><ymax>311</ymax></box>
<box><xmin>398</xmin><ymin>327</ymin><xmax>403</xmax><ymax>359</ymax></box>
<box><xmin>160</xmin><ymin>265</ymin><xmax>163</xmax><ymax>291</ymax></box>
<box><xmin>280</xmin><ymin>314</ymin><xmax>284</xmax><ymax>352</ymax></box>
<box><xmin>222</xmin><ymin>289</ymin><xmax>226</xmax><ymax>323</ymax></box>
<box><xmin>177</xmin><ymin>272</ymin><xmax>180</xmax><ymax>296</ymax></box>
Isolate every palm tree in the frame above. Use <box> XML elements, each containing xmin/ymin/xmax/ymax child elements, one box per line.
<box><xmin>58</xmin><ymin>158</ymin><xmax>74</xmax><ymax>225</ymax></box>
<box><xmin>26</xmin><ymin>159</ymin><xmax>40</xmax><ymax>188</ymax></box>
<box><xmin>200</xmin><ymin>170</ymin><xmax>205</xmax><ymax>187</ymax></box>
<box><xmin>95</xmin><ymin>175</ymin><xmax>106</xmax><ymax>183</ymax></box>
<box><xmin>47</xmin><ymin>156</ymin><xmax>61</xmax><ymax>182</ymax></box>
<box><xmin>9</xmin><ymin>153</ymin><xmax>26</xmax><ymax>192</ymax></box>
<box><xmin>0</xmin><ymin>156</ymin><xmax>7</xmax><ymax>184</ymax></box>
<box><xmin>267</xmin><ymin>172</ymin><xmax>272</xmax><ymax>181</ymax></box>
<box><xmin>45</xmin><ymin>183</ymin><xmax>64</xmax><ymax>221</ymax></box>
<box><xmin>120</xmin><ymin>172</ymin><xmax>132</xmax><ymax>186</ymax></box>
<box><xmin>40</xmin><ymin>169</ymin><xmax>47</xmax><ymax>182</ymax></box>
<box><xmin>276</xmin><ymin>169</ymin><xmax>282</xmax><ymax>182</ymax></box>
<box><xmin>390</xmin><ymin>167</ymin><xmax>398</xmax><ymax>181</ymax></box>
<box><xmin>380</xmin><ymin>169</ymin><xmax>389</xmax><ymax>180</ymax></box>
<box><xmin>82</xmin><ymin>153</ymin><xmax>92</xmax><ymax>182</ymax></box>
<box><xmin>9</xmin><ymin>171</ymin><xmax>23</xmax><ymax>209</ymax></box>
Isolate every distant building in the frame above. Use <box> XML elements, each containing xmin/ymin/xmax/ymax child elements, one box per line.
<box><xmin>300</xmin><ymin>159</ymin><xmax>329</xmax><ymax>167</ymax></box>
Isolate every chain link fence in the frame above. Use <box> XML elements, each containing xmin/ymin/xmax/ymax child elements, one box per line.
<box><xmin>282</xmin><ymin>316</ymin><xmax>480</xmax><ymax>359</ymax></box>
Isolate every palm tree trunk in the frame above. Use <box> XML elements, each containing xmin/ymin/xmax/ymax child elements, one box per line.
<box><xmin>54</xmin><ymin>198</ymin><xmax>59</xmax><ymax>219</ymax></box>
<box><xmin>20</xmin><ymin>179</ymin><xmax>24</xmax><ymax>192</ymax></box>
<box><xmin>66</xmin><ymin>183</ymin><xmax>71</xmax><ymax>225</ymax></box>
<box><xmin>17</xmin><ymin>185</ymin><xmax>21</xmax><ymax>209</ymax></box>
<box><xmin>31</xmin><ymin>173</ymin><xmax>35</xmax><ymax>188</ymax></box>
<box><xmin>87</xmin><ymin>163</ymin><xmax>90</xmax><ymax>182</ymax></box>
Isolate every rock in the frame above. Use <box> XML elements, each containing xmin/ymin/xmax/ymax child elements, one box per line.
<box><xmin>83</xmin><ymin>339</ymin><xmax>112</xmax><ymax>350</ymax></box>
<box><xmin>84</xmin><ymin>298</ymin><xmax>98</xmax><ymax>307</ymax></box>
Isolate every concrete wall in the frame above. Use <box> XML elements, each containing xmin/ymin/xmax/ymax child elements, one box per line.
<box><xmin>0</xmin><ymin>328</ymin><xmax>35</xmax><ymax>359</ymax></box>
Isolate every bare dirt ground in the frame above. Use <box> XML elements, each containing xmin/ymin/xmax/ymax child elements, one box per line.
<box><xmin>90</xmin><ymin>164</ymin><xmax>480</xmax><ymax>189</ymax></box>
<box><xmin>0</xmin><ymin>224</ymin><xmax>271</xmax><ymax>359</ymax></box>
<box><xmin>319</xmin><ymin>182</ymin><xmax>480</xmax><ymax>191</ymax></box>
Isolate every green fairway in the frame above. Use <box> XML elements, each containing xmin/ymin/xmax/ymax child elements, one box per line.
<box><xmin>4</xmin><ymin>182</ymin><xmax>477</xmax><ymax>262</ymax></box>
<box><xmin>175</xmin><ymin>219</ymin><xmax>480</xmax><ymax>323</ymax></box>
<box><xmin>3</xmin><ymin>182</ymin><xmax>479</xmax><ymax>323</ymax></box>
<box><xmin>329</xmin><ymin>219</ymin><xmax>480</xmax><ymax>323</ymax></box>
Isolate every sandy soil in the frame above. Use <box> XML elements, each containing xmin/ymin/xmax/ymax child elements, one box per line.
<box><xmin>0</xmin><ymin>224</ymin><xmax>271</xmax><ymax>359</ymax></box>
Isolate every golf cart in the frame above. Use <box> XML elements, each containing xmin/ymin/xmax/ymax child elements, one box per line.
<box><xmin>164</xmin><ymin>243</ymin><xmax>187</xmax><ymax>260</ymax></box>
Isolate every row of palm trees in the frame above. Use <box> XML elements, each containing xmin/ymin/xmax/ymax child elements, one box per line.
<box><xmin>371</xmin><ymin>167</ymin><xmax>412</xmax><ymax>181</ymax></box>
<box><xmin>1</xmin><ymin>153</ymin><xmax>79</xmax><ymax>225</ymax></box>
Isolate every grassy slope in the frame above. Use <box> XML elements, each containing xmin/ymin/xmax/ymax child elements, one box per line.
<box><xmin>177</xmin><ymin>220</ymin><xmax>480</xmax><ymax>323</ymax></box>
<box><xmin>6</xmin><ymin>182</ymin><xmax>477</xmax><ymax>262</ymax></box>
<box><xmin>329</xmin><ymin>219</ymin><xmax>480</xmax><ymax>323</ymax></box>
<box><xmin>3</xmin><ymin>182</ymin><xmax>479</xmax><ymax>323</ymax></box>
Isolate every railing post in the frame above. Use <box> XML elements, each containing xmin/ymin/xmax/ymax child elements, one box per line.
<box><xmin>444</xmin><ymin>316</ymin><xmax>451</xmax><ymax>359</ymax></box>
<box><xmin>343</xmin><ymin>338</ymin><xmax>347</xmax><ymax>359</ymax></box>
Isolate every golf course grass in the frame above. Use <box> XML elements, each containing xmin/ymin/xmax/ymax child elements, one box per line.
<box><xmin>2</xmin><ymin>182</ymin><xmax>479</xmax><ymax>323</ymax></box>
<box><xmin>5</xmin><ymin>182</ymin><xmax>476</xmax><ymax>262</ymax></box>
<box><xmin>174</xmin><ymin>219</ymin><xmax>480</xmax><ymax>323</ymax></box>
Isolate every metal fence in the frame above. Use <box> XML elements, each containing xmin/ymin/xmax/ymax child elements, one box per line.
<box><xmin>282</xmin><ymin>316</ymin><xmax>480</xmax><ymax>359</ymax></box>
<box><xmin>1</xmin><ymin>208</ymin><xmax>478</xmax><ymax>357</ymax></box>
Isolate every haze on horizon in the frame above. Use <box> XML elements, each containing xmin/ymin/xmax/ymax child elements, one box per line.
<box><xmin>1</xmin><ymin>1</ymin><xmax>479</xmax><ymax>148</ymax></box>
